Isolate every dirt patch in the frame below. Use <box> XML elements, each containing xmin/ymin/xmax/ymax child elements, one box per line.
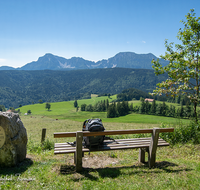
<box><xmin>66</xmin><ymin>154</ymin><xmax>119</xmax><ymax>169</ymax></box>
<box><xmin>52</xmin><ymin>154</ymin><xmax>120</xmax><ymax>175</ymax></box>
<box><xmin>82</xmin><ymin>155</ymin><xmax>119</xmax><ymax>168</ymax></box>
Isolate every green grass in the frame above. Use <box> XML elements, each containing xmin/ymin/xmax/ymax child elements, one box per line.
<box><xmin>18</xmin><ymin>95</ymin><xmax>190</xmax><ymax>125</ymax></box>
<box><xmin>1</xmin><ymin>96</ymin><xmax>198</xmax><ymax>189</ymax></box>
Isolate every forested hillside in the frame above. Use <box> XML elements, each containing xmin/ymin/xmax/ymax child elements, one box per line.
<box><xmin>0</xmin><ymin>68</ymin><xmax>167</xmax><ymax>108</ymax></box>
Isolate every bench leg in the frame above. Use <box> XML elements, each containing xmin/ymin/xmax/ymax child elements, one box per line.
<box><xmin>139</xmin><ymin>148</ymin><xmax>146</xmax><ymax>163</ymax></box>
<box><xmin>74</xmin><ymin>152</ymin><xmax>84</xmax><ymax>165</ymax></box>
<box><xmin>75</xmin><ymin>131</ymin><xmax>83</xmax><ymax>172</ymax></box>
<box><xmin>74</xmin><ymin>153</ymin><xmax>76</xmax><ymax>164</ymax></box>
<box><xmin>148</xmin><ymin>128</ymin><xmax>160</xmax><ymax>168</ymax></box>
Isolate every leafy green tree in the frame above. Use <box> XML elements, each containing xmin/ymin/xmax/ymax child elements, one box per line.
<box><xmin>150</xmin><ymin>99</ymin><xmax>156</xmax><ymax>115</ymax></box>
<box><xmin>9</xmin><ymin>107</ymin><xmax>15</xmax><ymax>112</ymax></box>
<box><xmin>151</xmin><ymin>9</ymin><xmax>200</xmax><ymax>123</ymax></box>
<box><xmin>185</xmin><ymin>102</ymin><xmax>192</xmax><ymax>118</ymax></box>
<box><xmin>177</xmin><ymin>104</ymin><xmax>184</xmax><ymax>118</ymax></box>
<box><xmin>162</xmin><ymin>102</ymin><xmax>168</xmax><ymax>116</ymax></box>
<box><xmin>81</xmin><ymin>104</ymin><xmax>87</xmax><ymax>111</ymax></box>
<box><xmin>139</xmin><ymin>98</ymin><xmax>145</xmax><ymax>114</ymax></box>
<box><xmin>0</xmin><ymin>105</ymin><xmax>6</xmax><ymax>112</ymax></box>
<box><xmin>145</xmin><ymin>100</ymin><xmax>151</xmax><ymax>114</ymax></box>
<box><xmin>168</xmin><ymin>105</ymin><xmax>176</xmax><ymax>117</ymax></box>
<box><xmin>103</xmin><ymin>100</ymin><xmax>106</xmax><ymax>111</ymax></box>
<box><xmin>156</xmin><ymin>103</ymin><xmax>162</xmax><ymax>116</ymax></box>
<box><xmin>117</xmin><ymin>102</ymin><xmax>123</xmax><ymax>116</ymax></box>
<box><xmin>107</xmin><ymin>103</ymin><xmax>118</xmax><ymax>118</ymax></box>
<box><xmin>38</xmin><ymin>99</ymin><xmax>43</xmax><ymax>104</ymax></box>
<box><xmin>85</xmin><ymin>104</ymin><xmax>93</xmax><ymax>112</ymax></box>
<box><xmin>106</xmin><ymin>99</ymin><xmax>109</xmax><ymax>110</ymax></box>
<box><xmin>45</xmin><ymin>102</ymin><xmax>51</xmax><ymax>111</ymax></box>
<box><xmin>129</xmin><ymin>103</ymin><xmax>134</xmax><ymax>112</ymax></box>
<box><xmin>74</xmin><ymin>100</ymin><xmax>78</xmax><ymax>108</ymax></box>
<box><xmin>27</xmin><ymin>110</ymin><xmax>32</xmax><ymax>114</ymax></box>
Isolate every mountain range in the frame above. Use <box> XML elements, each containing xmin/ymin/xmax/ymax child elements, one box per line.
<box><xmin>0</xmin><ymin>52</ymin><xmax>169</xmax><ymax>70</ymax></box>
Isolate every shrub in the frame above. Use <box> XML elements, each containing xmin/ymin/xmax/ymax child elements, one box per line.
<box><xmin>160</xmin><ymin>122</ymin><xmax>200</xmax><ymax>145</ymax></box>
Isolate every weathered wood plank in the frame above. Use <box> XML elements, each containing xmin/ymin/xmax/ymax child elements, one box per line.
<box><xmin>54</xmin><ymin>132</ymin><xmax>76</xmax><ymax>138</ymax></box>
<box><xmin>54</xmin><ymin>138</ymin><xmax>170</xmax><ymax>155</ymax></box>
<box><xmin>54</xmin><ymin>143</ymin><xmax>170</xmax><ymax>154</ymax></box>
<box><xmin>54</xmin><ymin>128</ymin><xmax>174</xmax><ymax>138</ymax></box>
<box><xmin>54</xmin><ymin>138</ymin><xmax>168</xmax><ymax>148</ymax></box>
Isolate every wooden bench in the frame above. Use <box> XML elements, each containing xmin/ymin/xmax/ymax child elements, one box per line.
<box><xmin>54</xmin><ymin>128</ymin><xmax>174</xmax><ymax>172</ymax></box>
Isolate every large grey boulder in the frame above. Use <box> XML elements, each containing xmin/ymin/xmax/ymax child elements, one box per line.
<box><xmin>0</xmin><ymin>112</ymin><xmax>27</xmax><ymax>167</ymax></box>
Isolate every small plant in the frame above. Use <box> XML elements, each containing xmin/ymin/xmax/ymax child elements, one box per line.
<box><xmin>41</xmin><ymin>138</ymin><xmax>54</xmax><ymax>150</ymax></box>
<box><xmin>27</xmin><ymin>137</ymin><xmax>54</xmax><ymax>153</ymax></box>
<box><xmin>109</xmin><ymin>152</ymin><xmax>118</xmax><ymax>158</ymax></box>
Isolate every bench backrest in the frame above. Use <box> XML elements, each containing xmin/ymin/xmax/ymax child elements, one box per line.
<box><xmin>54</xmin><ymin>128</ymin><xmax>174</xmax><ymax>138</ymax></box>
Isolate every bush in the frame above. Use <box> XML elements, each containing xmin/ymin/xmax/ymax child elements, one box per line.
<box><xmin>160</xmin><ymin>122</ymin><xmax>200</xmax><ymax>145</ymax></box>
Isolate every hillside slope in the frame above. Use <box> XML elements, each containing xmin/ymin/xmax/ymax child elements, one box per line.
<box><xmin>0</xmin><ymin>68</ymin><xmax>167</xmax><ymax>108</ymax></box>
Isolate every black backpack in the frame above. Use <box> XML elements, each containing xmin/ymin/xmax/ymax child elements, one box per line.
<box><xmin>82</xmin><ymin>118</ymin><xmax>105</xmax><ymax>148</ymax></box>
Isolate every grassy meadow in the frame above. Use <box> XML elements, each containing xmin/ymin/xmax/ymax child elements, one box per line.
<box><xmin>0</xmin><ymin>95</ymin><xmax>199</xmax><ymax>189</ymax></box>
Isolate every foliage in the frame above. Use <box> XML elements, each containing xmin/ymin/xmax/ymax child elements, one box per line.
<box><xmin>0</xmin><ymin>105</ymin><xmax>6</xmax><ymax>111</ymax></box>
<box><xmin>85</xmin><ymin>104</ymin><xmax>93</xmax><ymax>112</ymax></box>
<box><xmin>74</xmin><ymin>100</ymin><xmax>78</xmax><ymax>108</ymax></box>
<box><xmin>41</xmin><ymin>138</ymin><xmax>54</xmax><ymax>151</ymax></box>
<box><xmin>81</xmin><ymin>103</ymin><xmax>87</xmax><ymax>111</ymax></box>
<box><xmin>27</xmin><ymin>138</ymin><xmax>54</xmax><ymax>153</ymax></box>
<box><xmin>107</xmin><ymin>101</ymin><xmax>130</xmax><ymax>118</ymax></box>
<box><xmin>160</xmin><ymin>122</ymin><xmax>200</xmax><ymax>145</ymax></box>
<box><xmin>152</xmin><ymin>9</ymin><xmax>200</xmax><ymax>122</ymax></box>
<box><xmin>107</xmin><ymin>102</ymin><xmax>118</xmax><ymax>118</ymax></box>
<box><xmin>81</xmin><ymin>100</ymin><xmax>109</xmax><ymax>113</ymax></box>
<box><xmin>38</xmin><ymin>99</ymin><xmax>43</xmax><ymax>104</ymax></box>
<box><xmin>27</xmin><ymin>110</ymin><xmax>32</xmax><ymax>114</ymax></box>
<box><xmin>134</xmin><ymin>99</ymin><xmax>195</xmax><ymax>119</ymax></box>
<box><xmin>45</xmin><ymin>102</ymin><xmax>51</xmax><ymax>111</ymax></box>
<box><xmin>0</xmin><ymin>68</ymin><xmax>168</xmax><ymax>108</ymax></box>
<box><xmin>117</xmin><ymin>88</ymin><xmax>152</xmax><ymax>101</ymax></box>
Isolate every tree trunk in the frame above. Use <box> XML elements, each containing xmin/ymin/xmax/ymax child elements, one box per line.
<box><xmin>194</xmin><ymin>102</ymin><xmax>198</xmax><ymax>123</ymax></box>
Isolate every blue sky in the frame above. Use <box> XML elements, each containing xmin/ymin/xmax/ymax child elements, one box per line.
<box><xmin>0</xmin><ymin>0</ymin><xmax>200</xmax><ymax>68</ymax></box>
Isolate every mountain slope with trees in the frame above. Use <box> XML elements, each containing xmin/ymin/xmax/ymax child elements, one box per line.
<box><xmin>0</xmin><ymin>68</ymin><xmax>168</xmax><ymax>108</ymax></box>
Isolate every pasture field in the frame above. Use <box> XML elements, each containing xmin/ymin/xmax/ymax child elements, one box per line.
<box><xmin>0</xmin><ymin>96</ymin><xmax>199</xmax><ymax>189</ymax></box>
<box><xmin>18</xmin><ymin>95</ymin><xmax>190</xmax><ymax>124</ymax></box>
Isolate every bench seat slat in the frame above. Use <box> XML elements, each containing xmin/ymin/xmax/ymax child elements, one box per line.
<box><xmin>54</xmin><ymin>137</ymin><xmax>165</xmax><ymax>146</ymax></box>
<box><xmin>54</xmin><ymin>138</ymin><xmax>167</xmax><ymax>148</ymax></box>
<box><xmin>54</xmin><ymin>142</ymin><xmax>170</xmax><ymax>154</ymax></box>
<box><xmin>54</xmin><ymin>138</ymin><xmax>169</xmax><ymax>154</ymax></box>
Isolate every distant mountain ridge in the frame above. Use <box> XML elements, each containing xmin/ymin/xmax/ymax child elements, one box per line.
<box><xmin>0</xmin><ymin>52</ymin><xmax>169</xmax><ymax>70</ymax></box>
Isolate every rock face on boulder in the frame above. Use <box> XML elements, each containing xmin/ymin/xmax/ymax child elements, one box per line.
<box><xmin>0</xmin><ymin>112</ymin><xmax>27</xmax><ymax>167</ymax></box>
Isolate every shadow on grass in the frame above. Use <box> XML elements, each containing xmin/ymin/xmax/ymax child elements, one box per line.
<box><xmin>59</xmin><ymin>160</ymin><xmax>192</xmax><ymax>181</ymax></box>
<box><xmin>0</xmin><ymin>158</ymin><xmax>33</xmax><ymax>175</ymax></box>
